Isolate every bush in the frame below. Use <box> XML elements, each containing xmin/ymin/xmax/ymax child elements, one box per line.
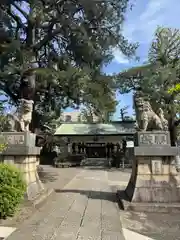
<box><xmin>0</xmin><ymin>163</ymin><xmax>27</xmax><ymax>218</ymax></box>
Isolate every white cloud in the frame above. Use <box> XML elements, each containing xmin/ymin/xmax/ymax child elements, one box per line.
<box><xmin>113</xmin><ymin>0</ymin><xmax>180</xmax><ymax>63</ymax></box>
<box><xmin>124</xmin><ymin>0</ymin><xmax>180</xmax><ymax>44</ymax></box>
<box><xmin>139</xmin><ymin>0</ymin><xmax>168</xmax><ymax>22</ymax></box>
<box><xmin>112</xmin><ymin>49</ymin><xmax>130</xmax><ymax>64</ymax></box>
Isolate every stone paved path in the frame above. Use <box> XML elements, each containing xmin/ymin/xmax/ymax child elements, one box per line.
<box><xmin>7</xmin><ymin>168</ymin><xmax>125</xmax><ymax>240</ymax></box>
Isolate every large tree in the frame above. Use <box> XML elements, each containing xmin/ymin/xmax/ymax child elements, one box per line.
<box><xmin>79</xmin><ymin>106</ymin><xmax>94</xmax><ymax>123</ymax></box>
<box><xmin>0</xmin><ymin>0</ymin><xmax>137</xmax><ymax>131</ymax></box>
<box><xmin>115</xmin><ymin>27</ymin><xmax>180</xmax><ymax>145</ymax></box>
<box><xmin>119</xmin><ymin>105</ymin><xmax>129</xmax><ymax>121</ymax></box>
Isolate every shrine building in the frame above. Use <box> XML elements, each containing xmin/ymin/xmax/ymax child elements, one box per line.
<box><xmin>54</xmin><ymin>121</ymin><xmax>136</xmax><ymax>165</ymax></box>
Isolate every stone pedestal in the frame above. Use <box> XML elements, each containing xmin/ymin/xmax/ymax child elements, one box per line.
<box><xmin>117</xmin><ymin>131</ymin><xmax>180</xmax><ymax>212</ymax></box>
<box><xmin>0</xmin><ymin>132</ymin><xmax>52</xmax><ymax>203</ymax></box>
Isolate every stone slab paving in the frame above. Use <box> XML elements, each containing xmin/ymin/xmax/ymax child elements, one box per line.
<box><xmin>120</xmin><ymin>210</ymin><xmax>180</xmax><ymax>240</ymax></box>
<box><xmin>122</xmin><ymin>228</ymin><xmax>155</xmax><ymax>240</ymax></box>
<box><xmin>39</xmin><ymin>165</ymin><xmax>81</xmax><ymax>190</ymax></box>
<box><xmin>7</xmin><ymin>168</ymin><xmax>125</xmax><ymax>240</ymax></box>
<box><xmin>107</xmin><ymin>168</ymin><xmax>180</xmax><ymax>240</ymax></box>
<box><xmin>0</xmin><ymin>166</ymin><xmax>81</xmax><ymax>230</ymax></box>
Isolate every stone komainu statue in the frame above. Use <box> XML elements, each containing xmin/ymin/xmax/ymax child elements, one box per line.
<box><xmin>133</xmin><ymin>92</ymin><xmax>168</xmax><ymax>131</ymax></box>
<box><xmin>7</xmin><ymin>99</ymin><xmax>34</xmax><ymax>132</ymax></box>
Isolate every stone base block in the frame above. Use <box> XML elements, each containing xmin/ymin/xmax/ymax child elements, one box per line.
<box><xmin>117</xmin><ymin>191</ymin><xmax>180</xmax><ymax>213</ymax></box>
<box><xmin>0</xmin><ymin>132</ymin><xmax>53</xmax><ymax>208</ymax></box>
<box><xmin>134</xmin><ymin>146</ymin><xmax>178</xmax><ymax>156</ymax></box>
<box><xmin>20</xmin><ymin>168</ymin><xmax>54</xmax><ymax>208</ymax></box>
<box><xmin>1</xmin><ymin>132</ymin><xmax>36</xmax><ymax>147</ymax></box>
<box><xmin>25</xmin><ymin>176</ymin><xmax>45</xmax><ymax>201</ymax></box>
<box><xmin>116</xmin><ymin>153</ymin><xmax>180</xmax><ymax>212</ymax></box>
<box><xmin>125</xmin><ymin>175</ymin><xmax>180</xmax><ymax>203</ymax></box>
<box><xmin>25</xmin><ymin>188</ymin><xmax>54</xmax><ymax>208</ymax></box>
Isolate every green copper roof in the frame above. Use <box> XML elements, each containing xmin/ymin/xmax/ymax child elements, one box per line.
<box><xmin>54</xmin><ymin>123</ymin><xmax>135</xmax><ymax>135</ymax></box>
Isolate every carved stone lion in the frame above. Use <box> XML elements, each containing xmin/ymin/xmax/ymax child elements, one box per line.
<box><xmin>7</xmin><ymin>99</ymin><xmax>34</xmax><ymax>132</ymax></box>
<box><xmin>134</xmin><ymin>93</ymin><xmax>168</xmax><ymax>131</ymax></box>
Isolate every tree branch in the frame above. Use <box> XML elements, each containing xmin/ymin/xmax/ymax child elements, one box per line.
<box><xmin>6</xmin><ymin>8</ymin><xmax>26</xmax><ymax>30</ymax></box>
<box><xmin>174</xmin><ymin>119</ymin><xmax>180</xmax><ymax>126</ymax></box>
<box><xmin>0</xmin><ymin>84</ymin><xmax>18</xmax><ymax>103</ymax></box>
<box><xmin>33</xmin><ymin>28</ymin><xmax>66</xmax><ymax>51</ymax></box>
<box><xmin>12</xmin><ymin>2</ymin><xmax>28</xmax><ymax>20</ymax></box>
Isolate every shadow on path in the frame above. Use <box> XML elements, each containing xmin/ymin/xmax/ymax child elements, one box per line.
<box><xmin>38</xmin><ymin>169</ymin><xmax>59</xmax><ymax>183</ymax></box>
<box><xmin>55</xmin><ymin>189</ymin><xmax>117</xmax><ymax>203</ymax></box>
<box><xmin>81</xmin><ymin>166</ymin><xmax>132</xmax><ymax>173</ymax></box>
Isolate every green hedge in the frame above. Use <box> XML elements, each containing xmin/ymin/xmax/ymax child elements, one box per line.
<box><xmin>0</xmin><ymin>163</ymin><xmax>27</xmax><ymax>218</ymax></box>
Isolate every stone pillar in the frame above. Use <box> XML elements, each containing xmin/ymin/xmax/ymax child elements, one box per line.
<box><xmin>175</xmin><ymin>155</ymin><xmax>180</xmax><ymax>171</ymax></box>
<box><xmin>0</xmin><ymin>132</ymin><xmax>51</xmax><ymax>202</ymax></box>
<box><xmin>68</xmin><ymin>143</ymin><xmax>72</xmax><ymax>153</ymax></box>
<box><xmin>117</xmin><ymin>131</ymin><xmax>180</xmax><ymax>212</ymax></box>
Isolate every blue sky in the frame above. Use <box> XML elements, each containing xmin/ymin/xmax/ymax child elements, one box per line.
<box><xmin>66</xmin><ymin>0</ymin><xmax>180</xmax><ymax>120</ymax></box>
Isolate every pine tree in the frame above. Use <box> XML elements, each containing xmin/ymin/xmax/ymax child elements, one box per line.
<box><xmin>0</xmin><ymin>0</ymin><xmax>137</xmax><ymax>130</ymax></box>
<box><xmin>115</xmin><ymin>27</ymin><xmax>180</xmax><ymax>145</ymax></box>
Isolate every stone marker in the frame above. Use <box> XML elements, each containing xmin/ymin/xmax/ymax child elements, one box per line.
<box><xmin>117</xmin><ymin>131</ymin><xmax>180</xmax><ymax>212</ymax></box>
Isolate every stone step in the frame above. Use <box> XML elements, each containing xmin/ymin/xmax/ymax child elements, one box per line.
<box><xmin>81</xmin><ymin>158</ymin><xmax>109</xmax><ymax>166</ymax></box>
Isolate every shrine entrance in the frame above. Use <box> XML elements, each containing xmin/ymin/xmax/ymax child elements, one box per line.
<box><xmin>54</xmin><ymin>122</ymin><xmax>136</xmax><ymax>166</ymax></box>
<box><xmin>86</xmin><ymin>143</ymin><xmax>106</xmax><ymax>158</ymax></box>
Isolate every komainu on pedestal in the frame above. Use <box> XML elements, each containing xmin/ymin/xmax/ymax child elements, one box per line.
<box><xmin>7</xmin><ymin>98</ymin><xmax>34</xmax><ymax>132</ymax></box>
<box><xmin>0</xmin><ymin>97</ymin><xmax>52</xmax><ymax>203</ymax></box>
<box><xmin>133</xmin><ymin>91</ymin><xmax>168</xmax><ymax>131</ymax></box>
<box><xmin>117</xmin><ymin>91</ymin><xmax>180</xmax><ymax>212</ymax></box>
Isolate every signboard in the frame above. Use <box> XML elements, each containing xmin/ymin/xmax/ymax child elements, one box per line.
<box><xmin>0</xmin><ymin>133</ymin><xmax>25</xmax><ymax>145</ymax></box>
<box><xmin>126</xmin><ymin>141</ymin><xmax>134</xmax><ymax>148</ymax></box>
<box><xmin>5</xmin><ymin>134</ymin><xmax>25</xmax><ymax>145</ymax></box>
<box><xmin>136</xmin><ymin>132</ymin><xmax>170</xmax><ymax>146</ymax></box>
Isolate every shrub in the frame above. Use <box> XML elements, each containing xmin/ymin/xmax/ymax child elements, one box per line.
<box><xmin>0</xmin><ymin>163</ymin><xmax>27</xmax><ymax>218</ymax></box>
<box><xmin>0</xmin><ymin>143</ymin><xmax>8</xmax><ymax>153</ymax></box>
<box><xmin>0</xmin><ymin>134</ymin><xmax>8</xmax><ymax>153</ymax></box>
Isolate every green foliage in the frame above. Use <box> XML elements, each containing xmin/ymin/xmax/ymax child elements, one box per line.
<box><xmin>116</xmin><ymin>27</ymin><xmax>180</xmax><ymax>111</ymax></box>
<box><xmin>116</xmin><ymin>27</ymin><xmax>180</xmax><ymax>94</ymax></box>
<box><xmin>148</xmin><ymin>27</ymin><xmax>180</xmax><ymax>64</ymax></box>
<box><xmin>0</xmin><ymin>98</ymin><xmax>12</xmax><ymax>132</ymax></box>
<box><xmin>0</xmin><ymin>0</ymin><xmax>137</xmax><ymax>130</ymax></box>
<box><xmin>0</xmin><ymin>163</ymin><xmax>26</xmax><ymax>218</ymax></box>
<box><xmin>0</xmin><ymin>115</ymin><xmax>11</xmax><ymax>132</ymax></box>
<box><xmin>80</xmin><ymin>107</ymin><xmax>95</xmax><ymax>123</ymax></box>
<box><xmin>115</xmin><ymin>26</ymin><xmax>180</xmax><ymax>145</ymax></box>
<box><xmin>168</xmin><ymin>84</ymin><xmax>180</xmax><ymax>94</ymax></box>
<box><xmin>0</xmin><ymin>133</ymin><xmax>8</xmax><ymax>152</ymax></box>
<box><xmin>123</xmin><ymin>116</ymin><xmax>134</xmax><ymax>121</ymax></box>
<box><xmin>0</xmin><ymin>142</ymin><xmax>8</xmax><ymax>152</ymax></box>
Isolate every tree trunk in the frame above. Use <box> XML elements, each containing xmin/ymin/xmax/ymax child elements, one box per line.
<box><xmin>169</xmin><ymin>117</ymin><xmax>177</xmax><ymax>146</ymax></box>
<box><xmin>165</xmin><ymin>96</ymin><xmax>177</xmax><ymax>146</ymax></box>
<box><xmin>30</xmin><ymin>109</ymin><xmax>41</xmax><ymax>133</ymax></box>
